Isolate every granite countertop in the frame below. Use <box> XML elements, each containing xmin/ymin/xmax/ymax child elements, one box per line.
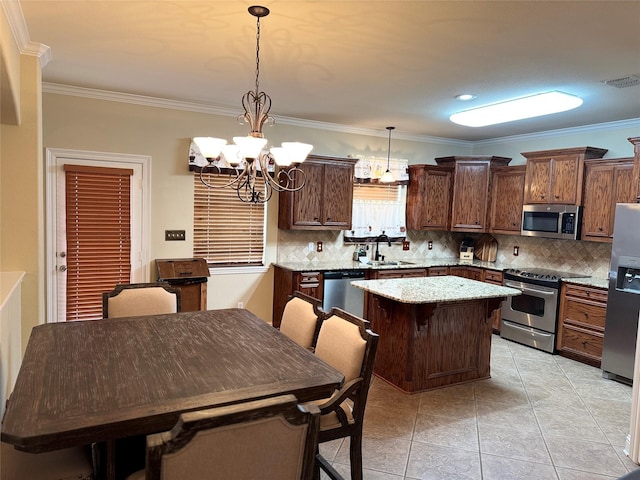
<box><xmin>561</xmin><ymin>276</ymin><xmax>609</xmax><ymax>289</ymax></box>
<box><xmin>351</xmin><ymin>275</ymin><xmax>521</xmax><ymax>304</ymax></box>
<box><xmin>272</xmin><ymin>258</ymin><xmax>510</xmax><ymax>272</ymax></box>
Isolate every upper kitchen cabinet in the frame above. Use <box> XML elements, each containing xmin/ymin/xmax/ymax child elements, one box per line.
<box><xmin>488</xmin><ymin>165</ymin><xmax>526</xmax><ymax>235</ymax></box>
<box><xmin>435</xmin><ymin>156</ymin><xmax>511</xmax><ymax>233</ymax></box>
<box><xmin>278</xmin><ymin>155</ymin><xmax>357</xmax><ymax>230</ymax></box>
<box><xmin>630</xmin><ymin>137</ymin><xmax>640</xmax><ymax>202</ymax></box>
<box><xmin>581</xmin><ymin>158</ymin><xmax>635</xmax><ymax>242</ymax></box>
<box><xmin>522</xmin><ymin>147</ymin><xmax>607</xmax><ymax>205</ymax></box>
<box><xmin>406</xmin><ymin>165</ymin><xmax>453</xmax><ymax>231</ymax></box>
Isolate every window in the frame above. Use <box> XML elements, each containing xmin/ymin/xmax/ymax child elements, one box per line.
<box><xmin>64</xmin><ymin>164</ymin><xmax>133</xmax><ymax>321</ymax></box>
<box><xmin>193</xmin><ymin>173</ymin><xmax>266</xmax><ymax>266</ymax></box>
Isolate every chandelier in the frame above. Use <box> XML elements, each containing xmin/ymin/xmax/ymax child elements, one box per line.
<box><xmin>193</xmin><ymin>5</ymin><xmax>313</xmax><ymax>204</ymax></box>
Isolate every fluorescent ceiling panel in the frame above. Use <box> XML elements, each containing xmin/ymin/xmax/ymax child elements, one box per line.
<box><xmin>450</xmin><ymin>91</ymin><xmax>584</xmax><ymax>127</ymax></box>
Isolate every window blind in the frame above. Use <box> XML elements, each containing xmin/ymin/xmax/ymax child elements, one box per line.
<box><xmin>193</xmin><ymin>173</ymin><xmax>265</xmax><ymax>266</ymax></box>
<box><xmin>64</xmin><ymin>164</ymin><xmax>133</xmax><ymax>321</ymax></box>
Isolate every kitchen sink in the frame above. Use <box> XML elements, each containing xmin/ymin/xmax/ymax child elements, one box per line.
<box><xmin>365</xmin><ymin>260</ymin><xmax>415</xmax><ymax>266</ymax></box>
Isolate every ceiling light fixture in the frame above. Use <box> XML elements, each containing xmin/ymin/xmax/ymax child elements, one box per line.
<box><xmin>380</xmin><ymin>126</ymin><xmax>395</xmax><ymax>184</ymax></box>
<box><xmin>455</xmin><ymin>94</ymin><xmax>477</xmax><ymax>101</ymax></box>
<box><xmin>449</xmin><ymin>91</ymin><xmax>583</xmax><ymax>127</ymax></box>
<box><xmin>193</xmin><ymin>6</ymin><xmax>312</xmax><ymax>203</ymax></box>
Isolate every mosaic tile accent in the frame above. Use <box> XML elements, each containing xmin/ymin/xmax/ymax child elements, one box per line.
<box><xmin>276</xmin><ymin>230</ymin><xmax>612</xmax><ymax>279</ymax></box>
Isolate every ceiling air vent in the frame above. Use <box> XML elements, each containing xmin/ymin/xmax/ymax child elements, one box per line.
<box><xmin>601</xmin><ymin>74</ymin><xmax>640</xmax><ymax>88</ymax></box>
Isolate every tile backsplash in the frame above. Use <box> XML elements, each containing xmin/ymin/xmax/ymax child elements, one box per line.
<box><xmin>276</xmin><ymin>229</ymin><xmax>612</xmax><ymax>279</ymax></box>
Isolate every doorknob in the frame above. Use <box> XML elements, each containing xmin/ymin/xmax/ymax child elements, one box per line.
<box><xmin>59</xmin><ymin>252</ymin><xmax>66</xmax><ymax>258</ymax></box>
<box><xmin>59</xmin><ymin>265</ymin><xmax>67</xmax><ymax>272</ymax></box>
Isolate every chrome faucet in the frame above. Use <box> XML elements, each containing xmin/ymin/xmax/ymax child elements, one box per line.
<box><xmin>374</xmin><ymin>233</ymin><xmax>391</xmax><ymax>261</ymax></box>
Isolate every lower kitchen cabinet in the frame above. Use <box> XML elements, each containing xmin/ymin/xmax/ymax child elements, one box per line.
<box><xmin>556</xmin><ymin>282</ymin><xmax>607</xmax><ymax>367</ymax></box>
<box><xmin>427</xmin><ymin>266</ymin><xmax>449</xmax><ymax>277</ymax></box>
<box><xmin>368</xmin><ymin>268</ymin><xmax>427</xmax><ymax>279</ymax></box>
<box><xmin>272</xmin><ymin>266</ymin><xmax>323</xmax><ymax>328</ymax></box>
<box><xmin>483</xmin><ymin>269</ymin><xmax>504</xmax><ymax>333</ymax></box>
<box><xmin>449</xmin><ymin>266</ymin><xmax>484</xmax><ymax>281</ymax></box>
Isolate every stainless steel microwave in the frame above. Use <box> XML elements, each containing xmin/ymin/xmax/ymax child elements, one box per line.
<box><xmin>521</xmin><ymin>204</ymin><xmax>582</xmax><ymax>240</ymax></box>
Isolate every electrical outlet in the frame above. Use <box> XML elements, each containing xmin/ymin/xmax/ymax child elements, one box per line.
<box><xmin>308</xmin><ymin>242</ymin><xmax>314</xmax><ymax>252</ymax></box>
<box><xmin>428</xmin><ymin>241</ymin><xmax>433</xmax><ymax>250</ymax></box>
<box><xmin>237</xmin><ymin>302</ymin><xmax>244</xmax><ymax>309</ymax></box>
<box><xmin>402</xmin><ymin>241</ymin><xmax>410</xmax><ymax>251</ymax></box>
<box><xmin>513</xmin><ymin>245</ymin><xmax>519</xmax><ymax>256</ymax></box>
<box><xmin>317</xmin><ymin>241</ymin><xmax>323</xmax><ymax>252</ymax></box>
<box><xmin>165</xmin><ymin>230</ymin><xmax>185</xmax><ymax>241</ymax></box>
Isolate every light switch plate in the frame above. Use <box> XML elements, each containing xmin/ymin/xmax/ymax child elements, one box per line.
<box><xmin>165</xmin><ymin>230</ymin><xmax>186</xmax><ymax>241</ymax></box>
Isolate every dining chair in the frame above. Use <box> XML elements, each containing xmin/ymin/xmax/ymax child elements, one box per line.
<box><xmin>310</xmin><ymin>307</ymin><xmax>379</xmax><ymax>480</ymax></box>
<box><xmin>102</xmin><ymin>282</ymin><xmax>181</xmax><ymax>318</ymax></box>
<box><xmin>0</xmin><ymin>441</ymin><xmax>93</xmax><ymax>480</ymax></box>
<box><xmin>279</xmin><ymin>290</ymin><xmax>324</xmax><ymax>351</ymax></box>
<box><xmin>126</xmin><ymin>394</ymin><xmax>320</xmax><ymax>480</ymax></box>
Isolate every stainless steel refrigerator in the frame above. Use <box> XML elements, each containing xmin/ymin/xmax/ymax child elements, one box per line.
<box><xmin>602</xmin><ymin>203</ymin><xmax>640</xmax><ymax>384</ymax></box>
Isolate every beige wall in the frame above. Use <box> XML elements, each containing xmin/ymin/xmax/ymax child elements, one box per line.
<box><xmin>1</xmin><ymin>13</ymin><xmax>45</xmax><ymax>351</ymax></box>
<box><xmin>42</xmin><ymin>93</ymin><xmax>470</xmax><ymax>324</ymax></box>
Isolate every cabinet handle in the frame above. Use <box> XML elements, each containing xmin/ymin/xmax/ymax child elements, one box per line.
<box><xmin>541</xmin><ymin>194</ymin><xmax>545</xmax><ymax>199</ymax></box>
<box><xmin>582</xmin><ymin>340</ymin><xmax>587</xmax><ymax>347</ymax></box>
<box><xmin>326</xmin><ymin>217</ymin><xmax>331</xmax><ymax>221</ymax></box>
<box><xmin>598</xmin><ymin>227</ymin><xmax>603</xmax><ymax>231</ymax></box>
<box><xmin>555</xmin><ymin>195</ymin><xmax>559</xmax><ymax>199</ymax></box>
<box><xmin>314</xmin><ymin>217</ymin><xmax>319</xmax><ymax>221</ymax></box>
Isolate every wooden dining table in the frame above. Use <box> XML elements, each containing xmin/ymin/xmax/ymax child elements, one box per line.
<box><xmin>1</xmin><ymin>308</ymin><xmax>344</xmax><ymax>478</ymax></box>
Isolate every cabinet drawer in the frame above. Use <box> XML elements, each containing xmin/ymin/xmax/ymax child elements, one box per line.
<box><xmin>561</xmin><ymin>324</ymin><xmax>604</xmax><ymax>360</ymax></box>
<box><xmin>563</xmin><ymin>298</ymin><xmax>606</xmax><ymax>329</ymax></box>
<box><xmin>427</xmin><ymin>267</ymin><xmax>449</xmax><ymax>277</ymax></box>
<box><xmin>297</xmin><ymin>272</ymin><xmax>322</xmax><ymax>288</ymax></box>
<box><xmin>484</xmin><ymin>270</ymin><xmax>504</xmax><ymax>284</ymax></box>
<box><xmin>564</xmin><ymin>283</ymin><xmax>608</xmax><ymax>303</ymax></box>
<box><xmin>374</xmin><ymin>268</ymin><xmax>426</xmax><ymax>279</ymax></box>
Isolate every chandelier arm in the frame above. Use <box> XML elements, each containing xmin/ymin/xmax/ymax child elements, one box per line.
<box><xmin>199</xmin><ymin>164</ymin><xmax>248</xmax><ymax>189</ymax></box>
<box><xmin>273</xmin><ymin>167</ymin><xmax>306</xmax><ymax>192</ymax></box>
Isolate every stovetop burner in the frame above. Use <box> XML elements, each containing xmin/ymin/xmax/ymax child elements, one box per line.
<box><xmin>504</xmin><ymin>267</ymin><xmax>590</xmax><ymax>286</ymax></box>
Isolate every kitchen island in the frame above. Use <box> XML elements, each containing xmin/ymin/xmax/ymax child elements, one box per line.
<box><xmin>351</xmin><ymin>276</ymin><xmax>520</xmax><ymax>393</ymax></box>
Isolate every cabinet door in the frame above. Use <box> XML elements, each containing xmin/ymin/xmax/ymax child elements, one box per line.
<box><xmin>551</xmin><ymin>155</ymin><xmax>579</xmax><ymax>204</ymax></box>
<box><xmin>449</xmin><ymin>266</ymin><xmax>483</xmax><ymax>281</ymax></box>
<box><xmin>524</xmin><ymin>157</ymin><xmax>551</xmax><ymax>203</ymax></box>
<box><xmin>582</xmin><ymin>164</ymin><xmax>614</xmax><ymax>239</ymax></box>
<box><xmin>581</xmin><ymin>161</ymin><xmax>635</xmax><ymax>242</ymax></box>
<box><xmin>450</xmin><ymin>162</ymin><xmax>489</xmax><ymax>232</ymax></box>
<box><xmin>489</xmin><ymin>167</ymin><xmax>525</xmax><ymax>234</ymax></box>
<box><xmin>407</xmin><ymin>166</ymin><xmax>451</xmax><ymax>230</ymax></box>
<box><xmin>322</xmin><ymin>162</ymin><xmax>353</xmax><ymax>228</ymax></box>
<box><xmin>289</xmin><ymin>162</ymin><xmax>324</xmax><ymax>227</ymax></box>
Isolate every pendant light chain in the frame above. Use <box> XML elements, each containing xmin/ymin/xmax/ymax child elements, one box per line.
<box><xmin>254</xmin><ymin>15</ymin><xmax>261</xmax><ymax>96</ymax></box>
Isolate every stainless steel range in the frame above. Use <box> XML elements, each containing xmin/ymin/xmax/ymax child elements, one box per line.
<box><xmin>500</xmin><ymin>268</ymin><xmax>589</xmax><ymax>353</ymax></box>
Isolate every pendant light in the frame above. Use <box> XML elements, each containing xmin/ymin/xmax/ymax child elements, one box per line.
<box><xmin>380</xmin><ymin>126</ymin><xmax>395</xmax><ymax>183</ymax></box>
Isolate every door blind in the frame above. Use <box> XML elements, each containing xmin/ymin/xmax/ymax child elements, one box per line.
<box><xmin>193</xmin><ymin>173</ymin><xmax>265</xmax><ymax>266</ymax></box>
<box><xmin>64</xmin><ymin>164</ymin><xmax>133</xmax><ymax>321</ymax></box>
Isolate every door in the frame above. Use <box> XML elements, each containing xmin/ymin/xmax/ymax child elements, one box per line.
<box><xmin>46</xmin><ymin>149</ymin><xmax>151</xmax><ymax>323</ymax></box>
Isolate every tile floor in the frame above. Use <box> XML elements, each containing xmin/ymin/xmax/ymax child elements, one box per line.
<box><xmin>320</xmin><ymin>335</ymin><xmax>639</xmax><ymax>479</ymax></box>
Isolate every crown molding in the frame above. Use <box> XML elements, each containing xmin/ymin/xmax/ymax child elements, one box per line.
<box><xmin>42</xmin><ymin>82</ymin><xmax>639</xmax><ymax>148</ymax></box>
<box><xmin>1</xmin><ymin>0</ymin><xmax>51</xmax><ymax>66</ymax></box>
<box><xmin>473</xmin><ymin>118</ymin><xmax>640</xmax><ymax>147</ymax></box>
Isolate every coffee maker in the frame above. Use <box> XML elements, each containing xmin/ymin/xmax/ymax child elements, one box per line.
<box><xmin>459</xmin><ymin>237</ymin><xmax>475</xmax><ymax>260</ymax></box>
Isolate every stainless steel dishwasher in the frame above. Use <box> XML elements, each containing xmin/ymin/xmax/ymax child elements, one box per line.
<box><xmin>322</xmin><ymin>270</ymin><xmax>366</xmax><ymax>317</ymax></box>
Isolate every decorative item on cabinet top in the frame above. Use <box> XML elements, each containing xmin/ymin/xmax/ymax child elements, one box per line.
<box><xmin>352</xmin><ymin>156</ymin><xmax>409</xmax><ymax>185</ymax></box>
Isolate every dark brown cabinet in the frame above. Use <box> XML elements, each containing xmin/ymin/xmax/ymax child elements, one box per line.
<box><xmin>449</xmin><ymin>266</ymin><xmax>484</xmax><ymax>281</ymax></box>
<box><xmin>435</xmin><ymin>156</ymin><xmax>511</xmax><ymax>233</ymax></box>
<box><xmin>522</xmin><ymin>147</ymin><xmax>607</xmax><ymax>205</ymax></box>
<box><xmin>488</xmin><ymin>165</ymin><xmax>526</xmax><ymax>234</ymax></box>
<box><xmin>482</xmin><ymin>269</ymin><xmax>504</xmax><ymax>333</ymax></box>
<box><xmin>368</xmin><ymin>268</ymin><xmax>427</xmax><ymax>279</ymax></box>
<box><xmin>272</xmin><ymin>267</ymin><xmax>323</xmax><ymax>328</ymax></box>
<box><xmin>426</xmin><ymin>266</ymin><xmax>449</xmax><ymax>277</ymax></box>
<box><xmin>278</xmin><ymin>155</ymin><xmax>357</xmax><ymax>230</ymax></box>
<box><xmin>557</xmin><ymin>282</ymin><xmax>607</xmax><ymax>367</ymax></box>
<box><xmin>406</xmin><ymin>165</ymin><xmax>452</xmax><ymax>231</ymax></box>
<box><xmin>581</xmin><ymin>158</ymin><xmax>635</xmax><ymax>242</ymax></box>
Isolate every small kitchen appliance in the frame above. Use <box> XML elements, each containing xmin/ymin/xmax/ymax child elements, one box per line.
<box><xmin>521</xmin><ymin>204</ymin><xmax>582</xmax><ymax>240</ymax></box>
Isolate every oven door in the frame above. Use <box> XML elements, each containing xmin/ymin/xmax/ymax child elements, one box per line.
<box><xmin>501</xmin><ymin>279</ymin><xmax>559</xmax><ymax>332</ymax></box>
